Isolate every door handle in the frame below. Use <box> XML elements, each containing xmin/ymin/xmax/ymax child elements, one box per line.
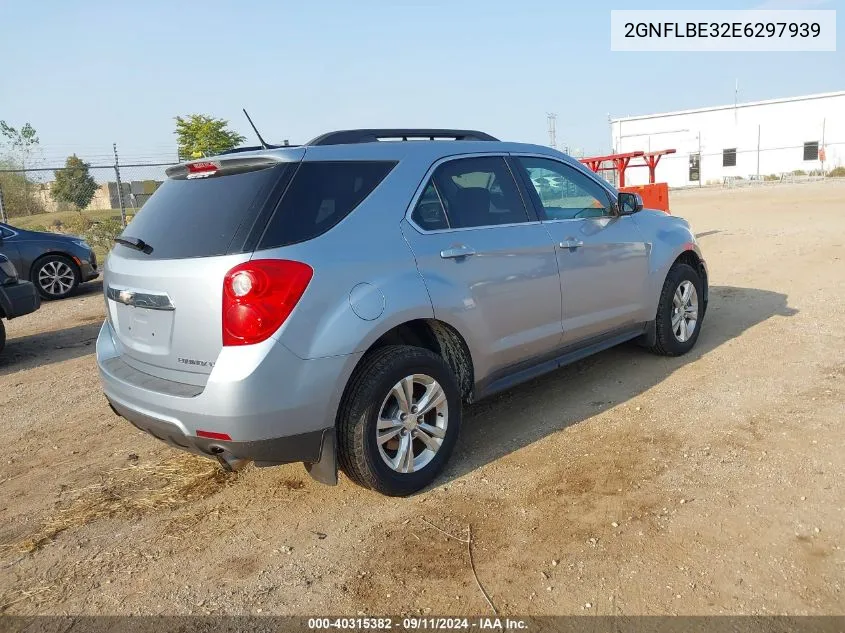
<box><xmin>559</xmin><ymin>239</ymin><xmax>584</xmax><ymax>249</ymax></box>
<box><xmin>440</xmin><ymin>245</ymin><xmax>477</xmax><ymax>259</ymax></box>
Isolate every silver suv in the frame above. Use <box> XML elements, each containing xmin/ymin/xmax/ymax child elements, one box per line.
<box><xmin>97</xmin><ymin>129</ymin><xmax>708</xmax><ymax>496</ymax></box>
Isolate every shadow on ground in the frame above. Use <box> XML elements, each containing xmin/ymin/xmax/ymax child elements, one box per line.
<box><xmin>442</xmin><ymin>285</ymin><xmax>797</xmax><ymax>485</ymax></box>
<box><xmin>0</xmin><ymin>280</ymin><xmax>104</xmax><ymax>375</ymax></box>
<box><xmin>72</xmin><ymin>278</ymin><xmax>104</xmax><ymax>298</ymax></box>
<box><xmin>694</xmin><ymin>230</ymin><xmax>722</xmax><ymax>239</ymax></box>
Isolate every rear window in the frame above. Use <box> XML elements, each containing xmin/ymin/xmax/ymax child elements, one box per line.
<box><xmin>115</xmin><ymin>164</ymin><xmax>286</xmax><ymax>260</ymax></box>
<box><xmin>258</xmin><ymin>161</ymin><xmax>396</xmax><ymax>249</ymax></box>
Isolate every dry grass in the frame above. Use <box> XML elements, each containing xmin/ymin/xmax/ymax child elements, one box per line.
<box><xmin>8</xmin><ymin>208</ymin><xmax>122</xmax><ymax>230</ymax></box>
<box><xmin>19</xmin><ymin>454</ymin><xmax>234</xmax><ymax>552</ymax></box>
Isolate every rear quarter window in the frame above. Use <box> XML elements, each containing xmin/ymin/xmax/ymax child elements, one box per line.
<box><xmin>257</xmin><ymin>161</ymin><xmax>396</xmax><ymax>249</ymax></box>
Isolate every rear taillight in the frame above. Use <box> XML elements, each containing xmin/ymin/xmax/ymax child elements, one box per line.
<box><xmin>222</xmin><ymin>260</ymin><xmax>313</xmax><ymax>346</ymax></box>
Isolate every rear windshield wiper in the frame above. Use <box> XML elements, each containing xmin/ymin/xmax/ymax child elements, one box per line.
<box><xmin>114</xmin><ymin>236</ymin><xmax>153</xmax><ymax>254</ymax></box>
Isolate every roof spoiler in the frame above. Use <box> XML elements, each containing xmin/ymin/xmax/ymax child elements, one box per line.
<box><xmin>165</xmin><ymin>156</ymin><xmax>285</xmax><ymax>180</ymax></box>
<box><xmin>306</xmin><ymin>129</ymin><xmax>498</xmax><ymax>146</ymax></box>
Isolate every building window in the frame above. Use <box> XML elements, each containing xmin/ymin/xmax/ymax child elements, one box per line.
<box><xmin>803</xmin><ymin>141</ymin><xmax>819</xmax><ymax>161</ymax></box>
<box><xmin>689</xmin><ymin>153</ymin><xmax>700</xmax><ymax>181</ymax></box>
<box><xmin>722</xmin><ymin>148</ymin><xmax>737</xmax><ymax>168</ymax></box>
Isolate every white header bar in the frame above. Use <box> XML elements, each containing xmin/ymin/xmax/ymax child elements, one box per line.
<box><xmin>611</xmin><ymin>10</ymin><xmax>836</xmax><ymax>52</ymax></box>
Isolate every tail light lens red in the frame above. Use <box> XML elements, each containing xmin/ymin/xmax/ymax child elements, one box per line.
<box><xmin>222</xmin><ymin>260</ymin><xmax>313</xmax><ymax>346</ymax></box>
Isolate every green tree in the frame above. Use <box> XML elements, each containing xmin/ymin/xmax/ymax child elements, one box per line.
<box><xmin>0</xmin><ymin>121</ymin><xmax>42</xmax><ymax>216</ymax></box>
<box><xmin>0</xmin><ymin>121</ymin><xmax>39</xmax><ymax>167</ymax></box>
<box><xmin>174</xmin><ymin>114</ymin><xmax>246</xmax><ymax>160</ymax></box>
<box><xmin>0</xmin><ymin>161</ymin><xmax>45</xmax><ymax>218</ymax></box>
<box><xmin>51</xmin><ymin>154</ymin><xmax>98</xmax><ymax>210</ymax></box>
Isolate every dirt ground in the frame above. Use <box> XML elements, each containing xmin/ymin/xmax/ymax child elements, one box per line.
<box><xmin>1</xmin><ymin>181</ymin><xmax>843</xmax><ymax>616</ymax></box>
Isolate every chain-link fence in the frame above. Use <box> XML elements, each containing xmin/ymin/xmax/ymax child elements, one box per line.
<box><xmin>0</xmin><ymin>160</ymin><xmax>174</xmax><ymax>225</ymax></box>
<box><xmin>610</xmin><ymin>115</ymin><xmax>845</xmax><ymax>189</ymax></box>
<box><xmin>2</xmin><ymin>137</ymin><xmax>842</xmax><ymax>230</ymax></box>
<box><xmin>0</xmin><ymin>148</ymin><xmax>176</xmax><ymax>256</ymax></box>
<box><xmin>626</xmin><ymin>141</ymin><xmax>845</xmax><ymax>190</ymax></box>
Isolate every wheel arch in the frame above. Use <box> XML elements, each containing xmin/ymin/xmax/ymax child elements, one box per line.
<box><xmin>29</xmin><ymin>251</ymin><xmax>81</xmax><ymax>297</ymax></box>
<box><xmin>640</xmin><ymin>246</ymin><xmax>708</xmax><ymax>348</ymax></box>
<box><xmin>347</xmin><ymin>318</ymin><xmax>475</xmax><ymax>403</ymax></box>
<box><xmin>670</xmin><ymin>248</ymin><xmax>708</xmax><ymax>312</ymax></box>
<box><xmin>30</xmin><ymin>250</ymin><xmax>81</xmax><ymax>279</ymax></box>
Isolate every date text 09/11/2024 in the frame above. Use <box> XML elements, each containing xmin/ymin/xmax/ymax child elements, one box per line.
<box><xmin>307</xmin><ymin>617</ymin><xmax>529</xmax><ymax>630</ymax></box>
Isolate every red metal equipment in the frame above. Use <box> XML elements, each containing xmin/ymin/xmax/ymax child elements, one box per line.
<box><xmin>580</xmin><ymin>151</ymin><xmax>643</xmax><ymax>188</ymax></box>
<box><xmin>640</xmin><ymin>149</ymin><xmax>677</xmax><ymax>184</ymax></box>
<box><xmin>579</xmin><ymin>149</ymin><xmax>677</xmax><ymax>212</ymax></box>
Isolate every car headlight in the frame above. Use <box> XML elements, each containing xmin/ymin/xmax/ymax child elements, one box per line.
<box><xmin>72</xmin><ymin>239</ymin><xmax>92</xmax><ymax>250</ymax></box>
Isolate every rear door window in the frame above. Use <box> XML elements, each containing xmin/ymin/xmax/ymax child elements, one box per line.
<box><xmin>258</xmin><ymin>161</ymin><xmax>396</xmax><ymax>249</ymax></box>
<box><xmin>115</xmin><ymin>164</ymin><xmax>287</xmax><ymax>260</ymax></box>
<box><xmin>424</xmin><ymin>156</ymin><xmax>528</xmax><ymax>229</ymax></box>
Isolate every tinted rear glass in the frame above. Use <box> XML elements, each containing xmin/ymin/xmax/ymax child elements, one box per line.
<box><xmin>258</xmin><ymin>161</ymin><xmax>396</xmax><ymax>250</ymax></box>
<box><xmin>115</xmin><ymin>164</ymin><xmax>286</xmax><ymax>260</ymax></box>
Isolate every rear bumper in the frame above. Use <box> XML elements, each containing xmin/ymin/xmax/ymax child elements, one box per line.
<box><xmin>0</xmin><ymin>280</ymin><xmax>40</xmax><ymax>319</ymax></box>
<box><xmin>107</xmin><ymin>396</ymin><xmax>330</xmax><ymax>464</ymax></box>
<box><xmin>96</xmin><ymin>320</ymin><xmax>359</xmax><ymax>467</ymax></box>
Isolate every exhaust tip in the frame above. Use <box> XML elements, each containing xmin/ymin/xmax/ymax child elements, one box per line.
<box><xmin>214</xmin><ymin>451</ymin><xmax>249</xmax><ymax>473</ymax></box>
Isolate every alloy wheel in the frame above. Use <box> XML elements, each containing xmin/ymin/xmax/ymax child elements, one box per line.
<box><xmin>376</xmin><ymin>373</ymin><xmax>448</xmax><ymax>474</ymax></box>
<box><xmin>38</xmin><ymin>260</ymin><xmax>75</xmax><ymax>296</ymax></box>
<box><xmin>671</xmin><ymin>280</ymin><xmax>698</xmax><ymax>342</ymax></box>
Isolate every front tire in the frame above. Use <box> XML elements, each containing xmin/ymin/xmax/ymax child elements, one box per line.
<box><xmin>32</xmin><ymin>254</ymin><xmax>80</xmax><ymax>300</ymax></box>
<box><xmin>337</xmin><ymin>345</ymin><xmax>462</xmax><ymax>496</ymax></box>
<box><xmin>649</xmin><ymin>262</ymin><xmax>704</xmax><ymax>356</ymax></box>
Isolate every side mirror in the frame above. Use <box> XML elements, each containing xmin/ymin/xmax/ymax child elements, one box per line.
<box><xmin>618</xmin><ymin>192</ymin><xmax>643</xmax><ymax>215</ymax></box>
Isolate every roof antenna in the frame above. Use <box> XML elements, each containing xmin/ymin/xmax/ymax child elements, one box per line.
<box><xmin>242</xmin><ymin>108</ymin><xmax>269</xmax><ymax>149</ymax></box>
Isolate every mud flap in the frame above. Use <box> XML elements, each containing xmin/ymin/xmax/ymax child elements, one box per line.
<box><xmin>304</xmin><ymin>429</ymin><xmax>338</xmax><ymax>485</ymax></box>
<box><xmin>635</xmin><ymin>320</ymin><xmax>657</xmax><ymax>348</ymax></box>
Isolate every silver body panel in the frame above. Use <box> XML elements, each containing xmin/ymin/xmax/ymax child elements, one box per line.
<box><xmin>97</xmin><ymin>138</ymin><xmax>704</xmax><ymax>456</ymax></box>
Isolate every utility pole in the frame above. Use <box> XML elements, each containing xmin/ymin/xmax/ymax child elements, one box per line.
<box><xmin>113</xmin><ymin>143</ymin><xmax>127</xmax><ymax>228</ymax></box>
<box><xmin>547</xmin><ymin>113</ymin><xmax>557</xmax><ymax>148</ymax></box>
<box><xmin>734</xmin><ymin>79</ymin><xmax>739</xmax><ymax>124</ymax></box>
<box><xmin>756</xmin><ymin>124</ymin><xmax>761</xmax><ymax>180</ymax></box>
<box><xmin>698</xmin><ymin>132</ymin><xmax>703</xmax><ymax>188</ymax></box>
<box><xmin>0</xmin><ymin>185</ymin><xmax>6</xmax><ymax>223</ymax></box>
<box><xmin>821</xmin><ymin>118</ymin><xmax>826</xmax><ymax>175</ymax></box>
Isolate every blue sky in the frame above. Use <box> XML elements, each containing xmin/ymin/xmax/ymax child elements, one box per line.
<box><xmin>1</xmin><ymin>0</ymin><xmax>842</xmax><ymax>165</ymax></box>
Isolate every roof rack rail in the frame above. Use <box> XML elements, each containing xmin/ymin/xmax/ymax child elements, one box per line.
<box><xmin>306</xmin><ymin>129</ymin><xmax>499</xmax><ymax>146</ymax></box>
<box><xmin>217</xmin><ymin>141</ymin><xmax>298</xmax><ymax>156</ymax></box>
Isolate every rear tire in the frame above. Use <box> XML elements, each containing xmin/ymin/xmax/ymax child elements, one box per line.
<box><xmin>648</xmin><ymin>262</ymin><xmax>704</xmax><ymax>356</ymax></box>
<box><xmin>337</xmin><ymin>345</ymin><xmax>461</xmax><ymax>496</ymax></box>
<box><xmin>32</xmin><ymin>254</ymin><xmax>80</xmax><ymax>300</ymax></box>
<box><xmin>0</xmin><ymin>320</ymin><xmax>5</xmax><ymax>355</ymax></box>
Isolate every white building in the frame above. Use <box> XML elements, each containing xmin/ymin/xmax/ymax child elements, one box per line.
<box><xmin>610</xmin><ymin>91</ymin><xmax>844</xmax><ymax>188</ymax></box>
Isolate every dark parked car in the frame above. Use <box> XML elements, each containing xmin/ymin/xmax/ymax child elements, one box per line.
<box><xmin>0</xmin><ymin>222</ymin><xmax>99</xmax><ymax>299</ymax></box>
<box><xmin>0</xmin><ymin>253</ymin><xmax>40</xmax><ymax>355</ymax></box>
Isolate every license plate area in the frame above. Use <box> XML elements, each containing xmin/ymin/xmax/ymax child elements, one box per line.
<box><xmin>111</xmin><ymin>302</ymin><xmax>175</xmax><ymax>354</ymax></box>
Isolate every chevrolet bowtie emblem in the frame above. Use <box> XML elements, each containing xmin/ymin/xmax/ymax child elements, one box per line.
<box><xmin>107</xmin><ymin>287</ymin><xmax>175</xmax><ymax>311</ymax></box>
